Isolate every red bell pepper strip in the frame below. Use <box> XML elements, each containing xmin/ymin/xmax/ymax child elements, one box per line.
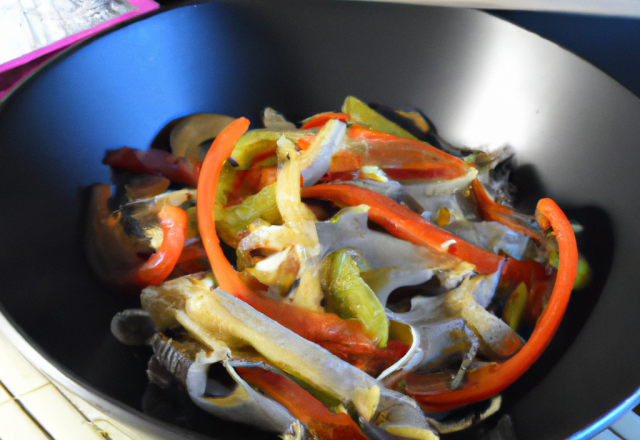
<box><xmin>134</xmin><ymin>205</ymin><xmax>188</xmax><ymax>287</ymax></box>
<box><xmin>170</xmin><ymin>239</ymin><xmax>210</xmax><ymax>276</ymax></box>
<box><xmin>409</xmin><ymin>198</ymin><xmax>577</xmax><ymax>412</ymax></box>
<box><xmin>327</xmin><ymin>339</ymin><xmax>409</xmax><ymax>378</ymax></box>
<box><xmin>225</xmin><ymin>166</ymin><xmax>278</xmax><ymax>207</ymax></box>
<box><xmin>329</xmin><ymin>150</ymin><xmax>365</xmax><ymax>173</ymax></box>
<box><xmin>235</xmin><ymin>367</ymin><xmax>369</xmax><ymax>440</ymax></box>
<box><xmin>104</xmin><ymin>147</ymin><xmax>199</xmax><ymax>187</ymax></box>
<box><xmin>301</xmin><ymin>112</ymin><xmax>350</xmax><ymax>130</ymax></box>
<box><xmin>302</xmin><ymin>183</ymin><xmax>503</xmax><ymax>275</ymax></box>
<box><xmin>301</xmin><ymin>183</ymin><xmax>547</xmax><ymax>290</ymax></box>
<box><xmin>472</xmin><ymin>179</ymin><xmax>541</xmax><ymax>241</ymax></box>
<box><xmin>174</xmin><ymin>259</ymin><xmax>210</xmax><ymax>276</ymax></box>
<box><xmin>177</xmin><ymin>239</ymin><xmax>207</xmax><ymax>263</ymax></box>
<box><xmin>348</xmin><ymin>126</ymin><xmax>471</xmax><ymax>181</ymax></box>
<box><xmin>197</xmin><ymin>118</ymin><xmax>406</xmax><ymax>364</ymax></box>
<box><xmin>522</xmin><ymin>281</ymin><xmax>552</xmax><ymax>326</ymax></box>
<box><xmin>501</xmin><ymin>258</ymin><xmax>551</xmax><ymax>294</ymax></box>
<box><xmin>198</xmin><ymin>117</ymin><xmax>254</xmax><ymax>297</ymax></box>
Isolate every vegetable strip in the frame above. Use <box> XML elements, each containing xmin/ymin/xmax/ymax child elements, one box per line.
<box><xmin>301</xmin><ymin>112</ymin><xmax>350</xmax><ymax>129</ymax></box>
<box><xmin>412</xmin><ymin>198</ymin><xmax>577</xmax><ymax>411</ymax></box>
<box><xmin>301</xmin><ymin>183</ymin><xmax>547</xmax><ymax>288</ymax></box>
<box><xmin>101</xmin><ymin>98</ymin><xmax>584</xmax><ymax>436</ymax></box>
<box><xmin>197</xmin><ymin>118</ymin><xmax>407</xmax><ymax>362</ymax></box>
<box><xmin>472</xmin><ymin>179</ymin><xmax>541</xmax><ymax>241</ymax></box>
<box><xmin>177</xmin><ymin>239</ymin><xmax>207</xmax><ymax>263</ymax></box>
<box><xmin>236</xmin><ymin>367</ymin><xmax>369</xmax><ymax>440</ymax></box>
<box><xmin>349</xmin><ymin>126</ymin><xmax>470</xmax><ymax>181</ymax></box>
<box><xmin>104</xmin><ymin>146</ymin><xmax>199</xmax><ymax>187</ymax></box>
<box><xmin>301</xmin><ymin>183</ymin><xmax>504</xmax><ymax>274</ymax></box>
<box><xmin>135</xmin><ymin>205</ymin><xmax>188</xmax><ymax>286</ymax></box>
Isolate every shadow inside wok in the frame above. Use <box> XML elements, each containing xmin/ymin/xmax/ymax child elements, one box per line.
<box><xmin>0</xmin><ymin>1</ymin><xmax>638</xmax><ymax>439</ymax></box>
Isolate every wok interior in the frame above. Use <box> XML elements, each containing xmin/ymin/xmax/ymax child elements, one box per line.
<box><xmin>0</xmin><ymin>1</ymin><xmax>638</xmax><ymax>438</ymax></box>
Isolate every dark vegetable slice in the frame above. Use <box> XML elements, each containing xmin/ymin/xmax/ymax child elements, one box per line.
<box><xmin>104</xmin><ymin>147</ymin><xmax>199</xmax><ymax>187</ymax></box>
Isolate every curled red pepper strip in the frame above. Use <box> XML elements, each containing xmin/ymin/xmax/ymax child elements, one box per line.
<box><xmin>236</xmin><ymin>367</ymin><xmax>369</xmax><ymax>440</ymax></box>
<box><xmin>412</xmin><ymin>198</ymin><xmax>577</xmax><ymax>412</ymax></box>
<box><xmin>197</xmin><ymin>118</ymin><xmax>400</xmax><ymax>360</ymax></box>
<box><xmin>198</xmin><ymin>117</ymin><xmax>253</xmax><ymax>297</ymax></box>
<box><xmin>134</xmin><ymin>205</ymin><xmax>188</xmax><ymax>287</ymax></box>
<box><xmin>301</xmin><ymin>112</ymin><xmax>350</xmax><ymax>130</ymax></box>
<box><xmin>302</xmin><ymin>183</ymin><xmax>503</xmax><ymax>275</ymax></box>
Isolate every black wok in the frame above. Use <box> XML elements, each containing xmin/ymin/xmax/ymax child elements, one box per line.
<box><xmin>0</xmin><ymin>1</ymin><xmax>638</xmax><ymax>438</ymax></box>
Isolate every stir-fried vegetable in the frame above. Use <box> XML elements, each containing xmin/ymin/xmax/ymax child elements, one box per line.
<box><xmin>235</xmin><ymin>367</ymin><xmax>370</xmax><ymax>440</ymax></box>
<box><xmin>134</xmin><ymin>204</ymin><xmax>188</xmax><ymax>286</ymax></box>
<box><xmin>321</xmin><ymin>249</ymin><xmax>389</xmax><ymax>347</ymax></box>
<box><xmin>196</xmin><ymin>117</ymin><xmax>408</xmax><ymax>375</ymax></box>
<box><xmin>104</xmin><ymin>146</ymin><xmax>199</xmax><ymax>187</ymax></box>
<box><xmin>410</xmin><ymin>198</ymin><xmax>577</xmax><ymax>412</ymax></box>
<box><xmin>97</xmin><ymin>96</ymin><xmax>585</xmax><ymax>440</ymax></box>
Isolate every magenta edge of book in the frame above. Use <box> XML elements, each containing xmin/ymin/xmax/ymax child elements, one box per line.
<box><xmin>0</xmin><ymin>0</ymin><xmax>159</xmax><ymax>75</ymax></box>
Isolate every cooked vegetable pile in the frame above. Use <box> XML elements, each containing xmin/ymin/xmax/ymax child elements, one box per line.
<box><xmin>91</xmin><ymin>97</ymin><xmax>589</xmax><ymax>440</ymax></box>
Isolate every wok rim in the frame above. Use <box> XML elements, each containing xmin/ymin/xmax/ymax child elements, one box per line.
<box><xmin>0</xmin><ymin>1</ymin><xmax>638</xmax><ymax>438</ymax></box>
<box><xmin>0</xmin><ymin>305</ymin><xmax>213</xmax><ymax>439</ymax></box>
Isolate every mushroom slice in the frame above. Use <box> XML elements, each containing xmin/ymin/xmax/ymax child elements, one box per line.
<box><xmin>187</xmin><ymin>360</ymin><xmax>301</xmax><ymax>433</ymax></box>
<box><xmin>435</xmin><ymin>217</ymin><xmax>532</xmax><ymax>261</ymax></box>
<box><xmin>417</xmin><ymin>193</ymin><xmax>474</xmax><ymax>223</ymax></box>
<box><xmin>141</xmin><ymin>275</ymin><xmax>381</xmax><ymax>421</ymax></box>
<box><xmin>385</xmin><ymin>267</ymin><xmax>519</xmax><ymax>386</ymax></box>
<box><xmin>148</xmin><ymin>333</ymin><xmax>303</xmax><ymax>435</ymax></box>
<box><xmin>361</xmin><ymin>267</ymin><xmax>437</xmax><ymax>306</ymax></box>
<box><xmin>337</xmin><ymin>179</ymin><xmax>425</xmax><ymax>214</ymax></box>
<box><xmin>315</xmin><ymin>209</ymin><xmax>473</xmax><ymax>287</ymax></box>
<box><xmin>388</xmin><ymin>303</ymin><xmax>480</xmax><ymax>377</ymax></box>
<box><xmin>110</xmin><ymin>309</ymin><xmax>156</xmax><ymax>346</ymax></box>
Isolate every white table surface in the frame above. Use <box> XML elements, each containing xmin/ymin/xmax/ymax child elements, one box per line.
<box><xmin>0</xmin><ymin>325</ymin><xmax>157</xmax><ymax>439</ymax></box>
